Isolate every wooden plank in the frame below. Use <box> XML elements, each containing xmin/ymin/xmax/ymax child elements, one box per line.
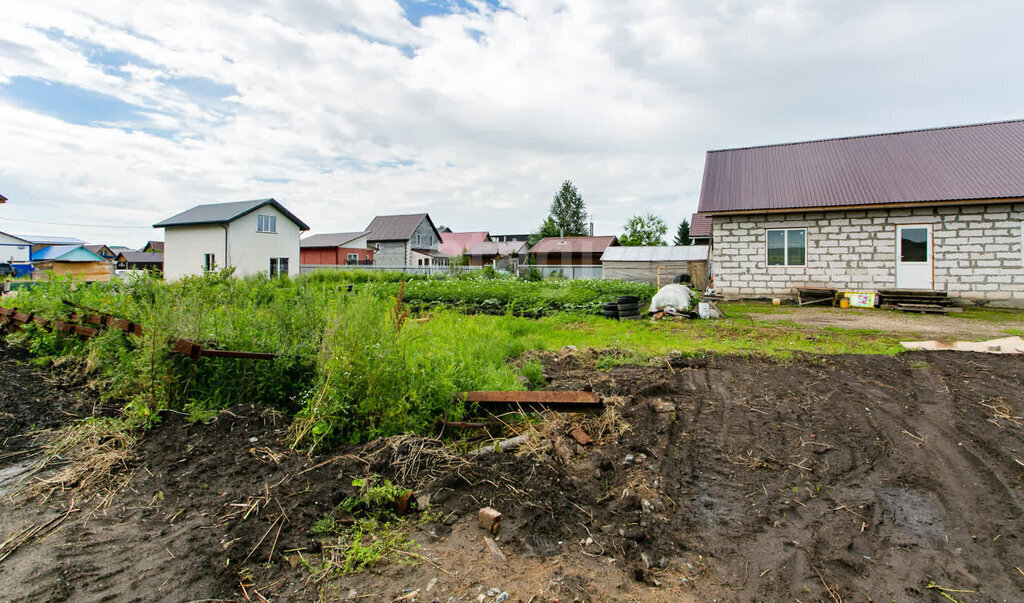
<box><xmin>464</xmin><ymin>390</ymin><xmax>603</xmax><ymax>412</ymax></box>
<box><xmin>171</xmin><ymin>338</ymin><xmax>203</xmax><ymax>359</ymax></box>
<box><xmin>894</xmin><ymin>304</ymin><xmax>950</xmax><ymax>314</ymax></box>
<box><xmin>74</xmin><ymin>325</ymin><xmax>99</xmax><ymax>338</ymax></box>
<box><xmin>199</xmin><ymin>349</ymin><xmax>276</xmax><ymax>360</ymax></box>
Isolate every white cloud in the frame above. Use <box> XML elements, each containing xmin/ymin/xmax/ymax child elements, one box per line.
<box><xmin>1</xmin><ymin>0</ymin><xmax>1023</xmax><ymax>247</ymax></box>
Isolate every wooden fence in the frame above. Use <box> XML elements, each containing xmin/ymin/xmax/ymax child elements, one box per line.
<box><xmin>0</xmin><ymin>301</ymin><xmax>275</xmax><ymax>361</ymax></box>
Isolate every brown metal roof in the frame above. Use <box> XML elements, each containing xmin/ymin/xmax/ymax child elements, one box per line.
<box><xmin>116</xmin><ymin>251</ymin><xmax>164</xmax><ymax>264</ymax></box>
<box><xmin>411</xmin><ymin>248</ymin><xmax>451</xmax><ymax>259</ymax></box>
<box><xmin>690</xmin><ymin>213</ymin><xmax>712</xmax><ymax>237</ymax></box>
<box><xmin>697</xmin><ymin>119</ymin><xmax>1024</xmax><ymax>213</ymax></box>
<box><xmin>365</xmin><ymin>213</ymin><xmax>438</xmax><ymax>242</ymax></box>
<box><xmin>529</xmin><ymin>236</ymin><xmax>617</xmax><ymax>255</ymax></box>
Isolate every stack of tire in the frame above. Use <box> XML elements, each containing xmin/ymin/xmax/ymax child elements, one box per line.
<box><xmin>615</xmin><ymin>295</ymin><xmax>643</xmax><ymax>321</ymax></box>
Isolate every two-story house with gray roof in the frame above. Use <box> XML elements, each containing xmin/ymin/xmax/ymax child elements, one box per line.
<box><xmin>154</xmin><ymin>198</ymin><xmax>309</xmax><ymax>280</ymax></box>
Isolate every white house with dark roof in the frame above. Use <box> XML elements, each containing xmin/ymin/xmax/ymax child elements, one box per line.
<box><xmin>697</xmin><ymin>119</ymin><xmax>1024</xmax><ymax>307</ymax></box>
<box><xmin>154</xmin><ymin>198</ymin><xmax>309</xmax><ymax>280</ymax></box>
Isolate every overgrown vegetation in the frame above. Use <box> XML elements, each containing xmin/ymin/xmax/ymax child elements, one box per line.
<box><xmin>307</xmin><ymin>475</ymin><xmax>422</xmax><ymax>577</ymax></box>
<box><xmin>4</xmin><ymin>271</ymin><xmax>954</xmax><ymax>452</ymax></box>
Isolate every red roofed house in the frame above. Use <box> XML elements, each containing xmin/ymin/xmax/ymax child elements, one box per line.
<box><xmin>697</xmin><ymin>119</ymin><xmax>1024</xmax><ymax>306</ymax></box>
<box><xmin>439</xmin><ymin>231</ymin><xmax>490</xmax><ymax>261</ymax></box>
<box><xmin>528</xmin><ymin>236</ymin><xmax>618</xmax><ymax>278</ymax></box>
<box><xmin>689</xmin><ymin>214</ymin><xmax>712</xmax><ymax>245</ymax></box>
<box><xmin>300</xmin><ymin>231</ymin><xmax>374</xmax><ymax>266</ymax></box>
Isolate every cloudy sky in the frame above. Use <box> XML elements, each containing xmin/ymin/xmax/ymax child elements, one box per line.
<box><xmin>2</xmin><ymin>0</ymin><xmax>1023</xmax><ymax>248</ymax></box>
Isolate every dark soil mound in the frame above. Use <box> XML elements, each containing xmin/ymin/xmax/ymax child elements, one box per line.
<box><xmin>1</xmin><ymin>351</ymin><xmax>1022</xmax><ymax>602</ymax></box>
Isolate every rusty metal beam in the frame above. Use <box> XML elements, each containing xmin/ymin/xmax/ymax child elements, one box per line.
<box><xmin>464</xmin><ymin>390</ymin><xmax>603</xmax><ymax>412</ymax></box>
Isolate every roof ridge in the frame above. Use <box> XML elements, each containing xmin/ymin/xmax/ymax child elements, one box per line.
<box><xmin>707</xmin><ymin>118</ymin><xmax>1024</xmax><ymax>154</ymax></box>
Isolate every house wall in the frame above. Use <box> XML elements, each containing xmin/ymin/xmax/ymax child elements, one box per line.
<box><xmin>603</xmin><ymin>260</ymin><xmax>707</xmax><ymax>288</ymax></box>
<box><xmin>410</xmin><ymin>219</ymin><xmax>440</xmax><ymax>251</ymax></box>
<box><xmin>712</xmin><ymin>202</ymin><xmax>1024</xmax><ymax>306</ymax></box>
<box><xmin>164</xmin><ymin>224</ymin><xmax>227</xmax><ymax>280</ymax></box>
<box><xmin>32</xmin><ymin>261</ymin><xmax>113</xmax><ymax>282</ymax></box>
<box><xmin>227</xmin><ymin>206</ymin><xmax>301</xmax><ymax>277</ymax></box>
<box><xmin>535</xmin><ymin>253</ymin><xmax>603</xmax><ymax>266</ymax></box>
<box><xmin>0</xmin><ymin>234</ymin><xmax>32</xmax><ymax>263</ymax></box>
<box><xmin>372</xmin><ymin>241</ymin><xmax>409</xmax><ymax>266</ymax></box>
<box><xmin>300</xmin><ymin>247</ymin><xmax>374</xmax><ymax>265</ymax></box>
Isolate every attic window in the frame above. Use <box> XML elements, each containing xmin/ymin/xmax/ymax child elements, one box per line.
<box><xmin>257</xmin><ymin>214</ymin><xmax>277</xmax><ymax>233</ymax></box>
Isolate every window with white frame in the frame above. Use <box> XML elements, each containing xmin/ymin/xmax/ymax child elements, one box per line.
<box><xmin>257</xmin><ymin>214</ymin><xmax>277</xmax><ymax>233</ymax></box>
<box><xmin>269</xmin><ymin>257</ymin><xmax>288</xmax><ymax>277</ymax></box>
<box><xmin>347</xmin><ymin>253</ymin><xmax>358</xmax><ymax>264</ymax></box>
<box><xmin>766</xmin><ymin>228</ymin><xmax>806</xmax><ymax>266</ymax></box>
<box><xmin>203</xmin><ymin>253</ymin><xmax>216</xmax><ymax>271</ymax></box>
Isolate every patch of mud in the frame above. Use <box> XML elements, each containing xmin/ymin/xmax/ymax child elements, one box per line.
<box><xmin>1</xmin><ymin>350</ymin><xmax>1023</xmax><ymax>602</ymax></box>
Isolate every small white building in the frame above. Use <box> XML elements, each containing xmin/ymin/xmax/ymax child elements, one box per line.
<box><xmin>154</xmin><ymin>198</ymin><xmax>309</xmax><ymax>280</ymax></box>
<box><xmin>0</xmin><ymin>231</ymin><xmax>32</xmax><ymax>263</ymax></box>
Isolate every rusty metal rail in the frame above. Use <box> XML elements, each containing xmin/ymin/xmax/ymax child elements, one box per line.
<box><xmin>1</xmin><ymin>304</ymin><xmax>275</xmax><ymax>361</ymax></box>
<box><xmin>463</xmin><ymin>390</ymin><xmax>603</xmax><ymax>413</ymax></box>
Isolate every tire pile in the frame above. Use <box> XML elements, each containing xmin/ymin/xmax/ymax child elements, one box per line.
<box><xmin>603</xmin><ymin>295</ymin><xmax>643</xmax><ymax>321</ymax></box>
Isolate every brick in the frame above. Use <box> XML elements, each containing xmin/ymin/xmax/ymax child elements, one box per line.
<box><xmin>478</xmin><ymin>507</ymin><xmax>502</xmax><ymax>534</ymax></box>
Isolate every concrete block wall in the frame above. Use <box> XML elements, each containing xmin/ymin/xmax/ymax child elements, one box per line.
<box><xmin>711</xmin><ymin>202</ymin><xmax>1024</xmax><ymax>306</ymax></box>
<box><xmin>372</xmin><ymin>241</ymin><xmax>408</xmax><ymax>266</ymax></box>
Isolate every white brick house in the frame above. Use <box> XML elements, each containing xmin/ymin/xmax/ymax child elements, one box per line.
<box><xmin>698</xmin><ymin>120</ymin><xmax>1024</xmax><ymax>307</ymax></box>
<box><xmin>154</xmin><ymin>198</ymin><xmax>310</xmax><ymax>280</ymax></box>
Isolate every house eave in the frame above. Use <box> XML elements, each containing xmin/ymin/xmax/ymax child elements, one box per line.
<box><xmin>702</xmin><ymin>196</ymin><xmax>1024</xmax><ymax>217</ymax></box>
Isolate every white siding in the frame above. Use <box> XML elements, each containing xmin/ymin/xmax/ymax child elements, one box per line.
<box><xmin>163</xmin><ymin>224</ymin><xmax>226</xmax><ymax>280</ymax></box>
<box><xmin>0</xmin><ymin>233</ymin><xmax>31</xmax><ymax>263</ymax></box>
<box><xmin>227</xmin><ymin>206</ymin><xmax>301</xmax><ymax>277</ymax></box>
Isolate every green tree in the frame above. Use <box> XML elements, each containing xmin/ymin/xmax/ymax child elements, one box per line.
<box><xmin>530</xmin><ymin>180</ymin><xmax>589</xmax><ymax>247</ymax></box>
<box><xmin>528</xmin><ymin>216</ymin><xmax>561</xmax><ymax>247</ymax></box>
<box><xmin>619</xmin><ymin>213</ymin><xmax>668</xmax><ymax>246</ymax></box>
<box><xmin>673</xmin><ymin>219</ymin><xmax>691</xmax><ymax>246</ymax></box>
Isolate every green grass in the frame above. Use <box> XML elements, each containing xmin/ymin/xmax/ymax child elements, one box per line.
<box><xmin>416</xmin><ymin>311</ymin><xmax>904</xmax><ymax>364</ymax></box>
<box><xmin>1</xmin><ymin>274</ymin><xmax>908</xmax><ymax>450</ymax></box>
<box><xmin>957</xmin><ymin>306</ymin><xmax>1024</xmax><ymax>323</ymax></box>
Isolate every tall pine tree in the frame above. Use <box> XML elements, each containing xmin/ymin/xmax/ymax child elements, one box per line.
<box><xmin>673</xmin><ymin>219</ymin><xmax>692</xmax><ymax>245</ymax></box>
<box><xmin>529</xmin><ymin>180</ymin><xmax>590</xmax><ymax>246</ymax></box>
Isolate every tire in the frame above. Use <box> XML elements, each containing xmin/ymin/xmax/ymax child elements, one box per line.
<box><xmin>616</xmin><ymin>302</ymin><xmax>639</xmax><ymax>313</ymax></box>
<box><xmin>618</xmin><ymin>311</ymin><xmax>640</xmax><ymax>318</ymax></box>
<box><xmin>617</xmin><ymin>295</ymin><xmax>640</xmax><ymax>305</ymax></box>
<box><xmin>620</xmin><ymin>314</ymin><xmax>643</xmax><ymax>321</ymax></box>
<box><xmin>602</xmin><ymin>310</ymin><xmax>619</xmax><ymax>318</ymax></box>
<box><xmin>602</xmin><ymin>302</ymin><xmax>619</xmax><ymax>311</ymax></box>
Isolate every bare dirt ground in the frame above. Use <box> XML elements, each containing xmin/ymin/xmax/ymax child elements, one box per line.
<box><xmin>745</xmin><ymin>306</ymin><xmax>1024</xmax><ymax>340</ymax></box>
<box><xmin>1</xmin><ymin>348</ymin><xmax>1023</xmax><ymax>602</ymax></box>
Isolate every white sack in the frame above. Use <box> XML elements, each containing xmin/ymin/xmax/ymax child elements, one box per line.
<box><xmin>649</xmin><ymin>284</ymin><xmax>695</xmax><ymax>313</ymax></box>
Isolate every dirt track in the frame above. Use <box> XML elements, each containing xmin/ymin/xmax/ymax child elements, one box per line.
<box><xmin>1</xmin><ymin>350</ymin><xmax>1023</xmax><ymax>602</ymax></box>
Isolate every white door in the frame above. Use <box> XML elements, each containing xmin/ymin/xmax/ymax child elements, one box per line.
<box><xmin>896</xmin><ymin>224</ymin><xmax>932</xmax><ymax>290</ymax></box>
